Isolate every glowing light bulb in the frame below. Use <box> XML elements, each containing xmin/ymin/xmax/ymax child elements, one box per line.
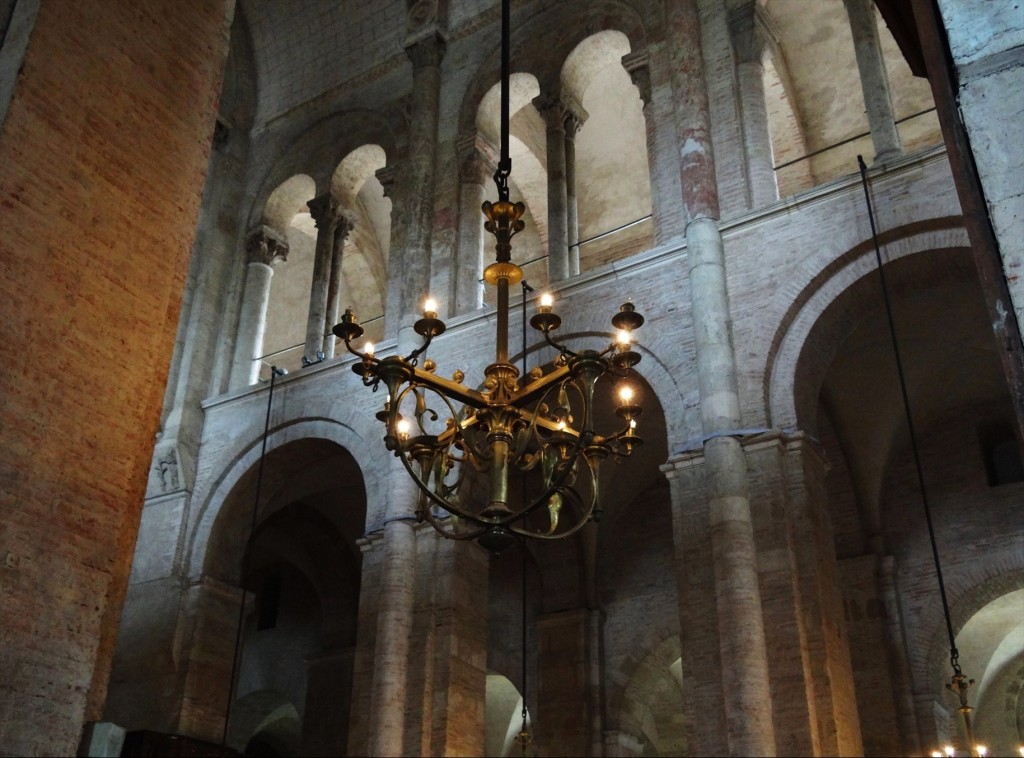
<box><xmin>931</xmin><ymin>752</ymin><xmax>943</xmax><ymax>758</ymax></box>
<box><xmin>540</xmin><ymin>293</ymin><xmax>554</xmax><ymax>309</ymax></box>
<box><xmin>556</xmin><ymin>419</ymin><xmax>567</xmax><ymax>431</ymax></box>
<box><xmin>396</xmin><ymin>418</ymin><xmax>411</xmax><ymax>437</ymax></box>
<box><xmin>976</xmin><ymin>746</ymin><xmax>986</xmax><ymax>757</ymax></box>
<box><xmin>1017</xmin><ymin>746</ymin><xmax>1024</xmax><ymax>757</ymax></box>
<box><xmin>424</xmin><ymin>297</ymin><xmax>438</xmax><ymax>315</ymax></box>
<box><xmin>629</xmin><ymin>418</ymin><xmax>637</xmax><ymax>430</ymax></box>
<box><xmin>618</xmin><ymin>385</ymin><xmax>635</xmax><ymax>404</ymax></box>
<box><xmin>364</xmin><ymin>341</ymin><xmax>375</xmax><ymax>357</ymax></box>
<box><xmin>944</xmin><ymin>746</ymin><xmax>955</xmax><ymax>757</ymax></box>
<box><xmin>616</xmin><ymin>329</ymin><xmax>632</xmax><ymax>346</ymax></box>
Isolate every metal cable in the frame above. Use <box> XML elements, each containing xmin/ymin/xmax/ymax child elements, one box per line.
<box><xmin>856</xmin><ymin>155</ymin><xmax>960</xmax><ymax>673</ymax></box>
<box><xmin>221</xmin><ymin>366</ymin><xmax>282</xmax><ymax>746</ymax></box>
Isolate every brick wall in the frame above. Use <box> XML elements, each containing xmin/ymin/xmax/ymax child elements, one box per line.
<box><xmin>0</xmin><ymin>1</ymin><xmax>231</xmax><ymax>753</ymax></box>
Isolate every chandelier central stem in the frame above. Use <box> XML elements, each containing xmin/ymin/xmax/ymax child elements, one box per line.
<box><xmin>497</xmin><ymin>275</ymin><xmax>509</xmax><ymax>364</ymax></box>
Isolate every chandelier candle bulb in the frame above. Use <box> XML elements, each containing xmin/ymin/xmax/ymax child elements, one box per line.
<box><xmin>364</xmin><ymin>341</ymin><xmax>375</xmax><ymax>357</ymax></box>
<box><xmin>976</xmin><ymin>746</ymin><xmax>986</xmax><ymax>757</ymax></box>
<box><xmin>423</xmin><ymin>297</ymin><xmax>438</xmax><ymax>318</ymax></box>
<box><xmin>539</xmin><ymin>293</ymin><xmax>554</xmax><ymax>312</ymax></box>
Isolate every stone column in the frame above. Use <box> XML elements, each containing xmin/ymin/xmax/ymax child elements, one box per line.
<box><xmin>666</xmin><ymin>2</ymin><xmax>776</xmax><ymax>754</ymax></box>
<box><xmin>844</xmin><ymin>0</ymin><xmax>902</xmax><ymax>162</ymax></box>
<box><xmin>228</xmin><ymin>226</ymin><xmax>288</xmax><ymax>388</ymax></box>
<box><xmin>534</xmin><ymin>92</ymin><xmax>571</xmax><ymax>284</ymax></box>
<box><xmin>564</xmin><ymin>112</ymin><xmax>583</xmax><ymax>276</ymax></box>
<box><xmin>622</xmin><ymin>49</ymin><xmax>686</xmax><ymax>244</ymax></box>
<box><xmin>455</xmin><ymin>134</ymin><xmax>495</xmax><ymax>313</ymax></box>
<box><xmin>305</xmin><ymin>193</ymin><xmax>338</xmax><ymax>363</ymax></box>
<box><xmin>393</xmin><ymin>32</ymin><xmax>444</xmax><ymax>352</ymax></box>
<box><xmin>366</xmin><ymin>33</ymin><xmax>445</xmax><ymax>757</ymax></box>
<box><xmin>729</xmin><ymin>2</ymin><xmax>779</xmax><ymax>207</ymax></box>
<box><xmin>324</xmin><ymin>214</ymin><xmax>353</xmax><ymax>358</ymax></box>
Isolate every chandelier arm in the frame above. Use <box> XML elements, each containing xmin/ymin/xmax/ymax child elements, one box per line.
<box><xmin>487</xmin><ymin>447</ymin><xmax>583</xmax><ymax>526</ymax></box>
<box><xmin>396</xmin><ymin>441</ymin><xmax>502</xmax><ymax>525</ymax></box>
<box><xmin>403</xmin><ymin>332</ymin><xmax>435</xmax><ymax>366</ymax></box>
<box><xmin>419</xmin><ymin>504</ymin><xmax>492</xmax><ymax>541</ymax></box>
<box><xmin>510</xmin><ymin>362</ymin><xmax>571</xmax><ymax>405</ymax></box>
<box><xmin>509</xmin><ymin>463</ymin><xmax>599</xmax><ymax>540</ymax></box>
<box><xmin>511</xmin><ymin>381</ymin><xmax>565</xmax><ymax>462</ymax></box>
<box><xmin>408</xmin><ymin>364</ymin><xmax>489</xmax><ymax>408</ymax></box>
<box><xmin>539</xmin><ymin>328</ymin><xmax>578</xmax><ymax>358</ymax></box>
<box><xmin>342</xmin><ymin>333</ymin><xmax>376</xmax><ymax>362</ymax></box>
<box><xmin>457</xmin><ymin>424</ymin><xmax>495</xmax><ymax>465</ymax></box>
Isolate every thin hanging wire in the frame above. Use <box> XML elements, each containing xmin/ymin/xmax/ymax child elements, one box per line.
<box><xmin>519</xmin><ymin>279</ymin><xmax>532</xmax><ymax>753</ymax></box>
<box><xmin>856</xmin><ymin>156</ymin><xmax>960</xmax><ymax>674</ymax></box>
<box><xmin>221</xmin><ymin>366</ymin><xmax>282</xmax><ymax>746</ymax></box>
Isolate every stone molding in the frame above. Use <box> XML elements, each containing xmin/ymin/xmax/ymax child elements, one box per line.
<box><xmin>621</xmin><ymin>50</ymin><xmax>652</xmax><ymax>109</ymax></box>
<box><xmin>375</xmin><ymin>165</ymin><xmax>397</xmax><ymax>199</ymax></box>
<box><xmin>728</xmin><ymin>1</ymin><xmax>779</xmax><ymax>64</ymax></box>
<box><xmin>405</xmin><ymin>29</ymin><xmax>446</xmax><ymax>70</ymax></box>
<box><xmin>533</xmin><ymin>92</ymin><xmax>585</xmax><ymax>134</ymax></box>
<box><xmin>307</xmin><ymin>193</ymin><xmax>338</xmax><ymax>229</ymax></box>
<box><xmin>245</xmin><ymin>225</ymin><xmax>289</xmax><ymax>266</ymax></box>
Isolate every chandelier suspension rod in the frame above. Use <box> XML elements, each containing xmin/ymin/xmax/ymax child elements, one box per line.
<box><xmin>499</xmin><ymin>0</ymin><xmax>511</xmax><ymax>178</ymax></box>
<box><xmin>222</xmin><ymin>365</ymin><xmax>284</xmax><ymax>747</ymax></box>
<box><xmin>857</xmin><ymin>156</ymin><xmax>979</xmax><ymax>755</ymax></box>
<box><xmin>856</xmin><ymin>156</ymin><xmax>958</xmax><ymax>668</ymax></box>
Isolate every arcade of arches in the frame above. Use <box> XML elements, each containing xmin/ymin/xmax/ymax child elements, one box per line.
<box><xmin>1</xmin><ymin>1</ymin><xmax>1022</xmax><ymax>757</ymax></box>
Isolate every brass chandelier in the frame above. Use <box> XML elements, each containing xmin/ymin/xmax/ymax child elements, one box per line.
<box><xmin>333</xmin><ymin>0</ymin><xmax>646</xmax><ymax>553</ymax></box>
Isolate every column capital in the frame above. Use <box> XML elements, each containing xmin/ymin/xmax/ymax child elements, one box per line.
<box><xmin>375</xmin><ymin>165</ymin><xmax>398</xmax><ymax>199</ymax></box>
<box><xmin>621</xmin><ymin>50</ymin><xmax>652</xmax><ymax>110</ymax></box>
<box><xmin>728</xmin><ymin>1</ymin><xmax>777</xmax><ymax>64</ymax></box>
<box><xmin>533</xmin><ymin>92</ymin><xmax>586</xmax><ymax>134</ymax></box>
<box><xmin>405</xmin><ymin>29</ymin><xmax>445</xmax><ymax>70</ymax></box>
<box><xmin>307</xmin><ymin>193</ymin><xmax>338</xmax><ymax>229</ymax></box>
<box><xmin>245</xmin><ymin>225</ymin><xmax>289</xmax><ymax>266</ymax></box>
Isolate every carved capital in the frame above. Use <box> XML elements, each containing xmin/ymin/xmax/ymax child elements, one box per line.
<box><xmin>621</xmin><ymin>50</ymin><xmax>652</xmax><ymax>108</ymax></box>
<box><xmin>245</xmin><ymin>225</ymin><xmax>289</xmax><ymax>266</ymax></box>
<box><xmin>332</xmin><ymin>214</ymin><xmax>354</xmax><ymax>256</ymax></box>
<box><xmin>533</xmin><ymin>93</ymin><xmax>585</xmax><ymax>134</ymax></box>
<box><xmin>307</xmin><ymin>193</ymin><xmax>338</xmax><ymax>229</ymax></box>
<box><xmin>375</xmin><ymin>165</ymin><xmax>398</xmax><ymax>199</ymax></box>
<box><xmin>728</xmin><ymin>1</ymin><xmax>777</xmax><ymax>64</ymax></box>
<box><xmin>405</xmin><ymin>30</ymin><xmax>446</xmax><ymax>70</ymax></box>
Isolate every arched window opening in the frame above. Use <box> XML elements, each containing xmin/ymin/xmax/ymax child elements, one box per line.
<box><xmin>330</xmin><ymin>144</ymin><xmax>391</xmax><ymax>351</ymax></box>
<box><xmin>562</xmin><ymin>31</ymin><xmax>652</xmax><ymax>272</ymax></box>
<box><xmin>764</xmin><ymin>0</ymin><xmax>943</xmax><ymax>194</ymax></box>
<box><xmin>260</xmin><ymin>174</ymin><xmax>317</xmax><ymax>375</ymax></box>
<box><xmin>485</xmin><ymin>673</ymin><xmax>532</xmax><ymax>757</ymax></box>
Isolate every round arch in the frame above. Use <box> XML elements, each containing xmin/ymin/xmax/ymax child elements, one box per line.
<box><xmin>186</xmin><ymin>416</ymin><xmax>383</xmax><ymax>584</ymax></box>
<box><xmin>766</xmin><ymin>222</ymin><xmax>970</xmax><ymax>431</ymax></box>
<box><xmin>246</xmin><ymin>108</ymin><xmax>399</xmax><ymax>231</ymax></box>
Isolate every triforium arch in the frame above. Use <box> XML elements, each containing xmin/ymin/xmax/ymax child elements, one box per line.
<box><xmin>766</xmin><ymin>229</ymin><xmax>1021</xmax><ymax>754</ymax></box>
<box><xmin>455</xmin><ymin>0</ymin><xmax>652</xmax><ymax>290</ymax></box>
<box><xmin>188</xmin><ymin>433</ymin><xmax>370</xmax><ymax>755</ymax></box>
<box><xmin>607</xmin><ymin>634</ymin><xmax>686</xmax><ymax>756</ymax></box>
